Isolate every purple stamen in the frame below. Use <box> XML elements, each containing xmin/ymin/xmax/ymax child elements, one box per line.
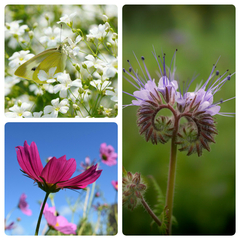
<box><xmin>152</xmin><ymin>46</ymin><xmax>163</xmax><ymax>76</ymax></box>
<box><xmin>123</xmin><ymin>75</ymin><xmax>140</xmax><ymax>90</ymax></box>
<box><xmin>133</xmin><ymin>52</ymin><xmax>148</xmax><ymax>82</ymax></box>
<box><xmin>141</xmin><ymin>56</ymin><xmax>152</xmax><ymax>81</ymax></box>
<box><xmin>169</xmin><ymin>49</ymin><xmax>177</xmax><ymax>81</ymax></box>
<box><xmin>123</xmin><ymin>90</ymin><xmax>145</xmax><ymax>102</ymax></box>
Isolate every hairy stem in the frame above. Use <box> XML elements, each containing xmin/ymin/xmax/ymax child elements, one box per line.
<box><xmin>165</xmin><ymin>116</ymin><xmax>179</xmax><ymax>234</ymax></box>
<box><xmin>141</xmin><ymin>196</ymin><xmax>161</xmax><ymax>227</ymax></box>
<box><xmin>35</xmin><ymin>192</ymin><xmax>49</xmax><ymax>236</ymax></box>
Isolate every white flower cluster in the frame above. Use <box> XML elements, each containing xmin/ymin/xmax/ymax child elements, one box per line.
<box><xmin>5</xmin><ymin>5</ymin><xmax>118</xmax><ymax>118</ymax></box>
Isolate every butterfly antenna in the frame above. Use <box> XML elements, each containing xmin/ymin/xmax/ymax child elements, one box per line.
<box><xmin>60</xmin><ymin>24</ymin><xmax>63</xmax><ymax>44</ymax></box>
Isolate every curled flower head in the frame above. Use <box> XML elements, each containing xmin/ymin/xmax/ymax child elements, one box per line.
<box><xmin>18</xmin><ymin>193</ymin><xmax>32</xmax><ymax>216</ymax></box>
<box><xmin>123</xmin><ymin>48</ymin><xmax>234</xmax><ymax>156</ymax></box>
<box><xmin>16</xmin><ymin>141</ymin><xmax>102</xmax><ymax>193</ymax></box>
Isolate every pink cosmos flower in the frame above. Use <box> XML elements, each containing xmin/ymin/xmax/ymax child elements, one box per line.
<box><xmin>78</xmin><ymin>156</ymin><xmax>96</xmax><ymax>172</ymax></box>
<box><xmin>5</xmin><ymin>220</ymin><xmax>15</xmax><ymax>230</ymax></box>
<box><xmin>43</xmin><ymin>203</ymin><xmax>76</xmax><ymax>235</ymax></box>
<box><xmin>16</xmin><ymin>141</ymin><xmax>102</xmax><ymax>193</ymax></box>
<box><xmin>99</xmin><ymin>143</ymin><xmax>117</xmax><ymax>166</ymax></box>
<box><xmin>18</xmin><ymin>193</ymin><xmax>32</xmax><ymax>216</ymax></box>
<box><xmin>111</xmin><ymin>180</ymin><xmax>118</xmax><ymax>191</ymax></box>
<box><xmin>95</xmin><ymin>191</ymin><xmax>100</xmax><ymax>197</ymax></box>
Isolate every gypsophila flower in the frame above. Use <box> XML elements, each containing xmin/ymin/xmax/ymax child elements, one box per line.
<box><xmin>39</xmin><ymin>27</ymin><xmax>62</xmax><ymax>47</ymax></box>
<box><xmin>53</xmin><ymin>73</ymin><xmax>82</xmax><ymax>98</ymax></box>
<box><xmin>43</xmin><ymin>98</ymin><xmax>69</xmax><ymax>117</ymax></box>
<box><xmin>37</xmin><ymin>67</ymin><xmax>59</xmax><ymax>83</ymax></box>
<box><xmin>67</xmin><ymin>35</ymin><xmax>82</xmax><ymax>57</ymax></box>
<box><xmin>5</xmin><ymin>20</ymin><xmax>28</xmax><ymax>37</ymax></box>
<box><xmin>29</xmin><ymin>84</ymin><xmax>44</xmax><ymax>95</ymax></box>
<box><xmin>106</xmin><ymin>88</ymin><xmax>118</xmax><ymax>102</ymax></box>
<box><xmin>90</xmin><ymin>79</ymin><xmax>112</xmax><ymax>92</ymax></box>
<box><xmin>57</xmin><ymin>12</ymin><xmax>77</xmax><ymax>27</ymax></box>
<box><xmin>124</xmin><ymin>48</ymin><xmax>235</xmax><ymax>156</ymax></box>
<box><xmin>8</xmin><ymin>50</ymin><xmax>34</xmax><ymax>68</ymax></box>
<box><xmin>32</xmin><ymin>111</ymin><xmax>43</xmax><ymax>118</ymax></box>
<box><xmin>5</xmin><ymin>76</ymin><xmax>20</xmax><ymax>95</ymax></box>
<box><xmin>86</xmin><ymin>23</ymin><xmax>109</xmax><ymax>41</ymax></box>
<box><xmin>5</xmin><ymin>101</ymin><xmax>32</xmax><ymax>118</ymax></box>
<box><xmin>83</xmin><ymin>54</ymin><xmax>106</xmax><ymax>69</ymax></box>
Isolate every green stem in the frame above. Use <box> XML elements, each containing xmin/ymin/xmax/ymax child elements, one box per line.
<box><xmin>165</xmin><ymin>117</ymin><xmax>179</xmax><ymax>234</ymax></box>
<box><xmin>35</xmin><ymin>192</ymin><xmax>49</xmax><ymax>236</ymax></box>
<box><xmin>141</xmin><ymin>196</ymin><xmax>161</xmax><ymax>227</ymax></box>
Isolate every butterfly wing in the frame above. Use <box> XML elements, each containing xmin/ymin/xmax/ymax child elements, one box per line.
<box><xmin>32</xmin><ymin>51</ymin><xmax>66</xmax><ymax>83</ymax></box>
<box><xmin>14</xmin><ymin>48</ymin><xmax>66</xmax><ymax>84</ymax></box>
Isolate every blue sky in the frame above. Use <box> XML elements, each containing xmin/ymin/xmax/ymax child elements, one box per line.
<box><xmin>5</xmin><ymin>122</ymin><xmax>118</xmax><ymax>235</ymax></box>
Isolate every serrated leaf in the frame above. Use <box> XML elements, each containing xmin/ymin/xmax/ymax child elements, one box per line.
<box><xmin>148</xmin><ymin>175</ymin><xmax>165</xmax><ymax>216</ymax></box>
<box><xmin>158</xmin><ymin>209</ymin><xmax>168</xmax><ymax>234</ymax></box>
<box><xmin>122</xmin><ymin>166</ymin><xmax>127</xmax><ymax>177</ymax></box>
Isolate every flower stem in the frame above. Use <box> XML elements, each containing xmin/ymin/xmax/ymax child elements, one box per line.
<box><xmin>165</xmin><ymin>117</ymin><xmax>179</xmax><ymax>234</ymax></box>
<box><xmin>35</xmin><ymin>192</ymin><xmax>49</xmax><ymax>236</ymax></box>
<box><xmin>140</xmin><ymin>196</ymin><xmax>161</xmax><ymax>227</ymax></box>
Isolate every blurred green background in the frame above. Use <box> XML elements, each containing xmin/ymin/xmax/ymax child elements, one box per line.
<box><xmin>122</xmin><ymin>5</ymin><xmax>235</xmax><ymax>235</ymax></box>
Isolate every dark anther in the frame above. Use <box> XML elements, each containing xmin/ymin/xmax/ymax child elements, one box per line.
<box><xmin>127</xmin><ymin>60</ymin><xmax>129</xmax><ymax>62</ymax></box>
<box><xmin>141</xmin><ymin>56</ymin><xmax>145</xmax><ymax>60</ymax></box>
<box><xmin>129</xmin><ymin>67</ymin><xmax>132</xmax><ymax>72</ymax></box>
<box><xmin>123</xmin><ymin>68</ymin><xmax>126</xmax><ymax>72</ymax></box>
<box><xmin>216</xmin><ymin>70</ymin><xmax>219</xmax><ymax>75</ymax></box>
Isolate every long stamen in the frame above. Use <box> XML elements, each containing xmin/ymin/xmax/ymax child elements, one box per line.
<box><xmin>206</xmin><ymin>70</ymin><xmax>219</xmax><ymax>92</ymax></box>
<box><xmin>169</xmin><ymin>49</ymin><xmax>177</xmax><ymax>81</ymax></box>
<box><xmin>163</xmin><ymin>53</ymin><xmax>167</xmax><ymax>76</ymax></box>
<box><xmin>125</xmin><ymin>62</ymin><xmax>145</xmax><ymax>88</ymax></box>
<box><xmin>123</xmin><ymin>73</ymin><xmax>140</xmax><ymax>90</ymax></box>
<box><xmin>152</xmin><ymin>46</ymin><xmax>163</xmax><ymax>77</ymax></box>
<box><xmin>141</xmin><ymin>56</ymin><xmax>152</xmax><ymax>81</ymax></box>
<box><xmin>208</xmin><ymin>69</ymin><xmax>229</xmax><ymax>93</ymax></box>
<box><xmin>212</xmin><ymin>72</ymin><xmax>232</xmax><ymax>94</ymax></box>
<box><xmin>133</xmin><ymin>52</ymin><xmax>148</xmax><ymax>82</ymax></box>
<box><xmin>202</xmin><ymin>56</ymin><xmax>221</xmax><ymax>89</ymax></box>
<box><xmin>218</xmin><ymin>112</ymin><xmax>235</xmax><ymax>117</ymax></box>
<box><xmin>123</xmin><ymin>90</ymin><xmax>145</xmax><ymax>101</ymax></box>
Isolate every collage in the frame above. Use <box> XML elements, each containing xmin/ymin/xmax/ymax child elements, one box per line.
<box><xmin>2</xmin><ymin>1</ymin><xmax>237</xmax><ymax>239</ymax></box>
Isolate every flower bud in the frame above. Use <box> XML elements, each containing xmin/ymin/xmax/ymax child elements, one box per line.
<box><xmin>82</xmin><ymin>63</ymin><xmax>87</xmax><ymax>69</ymax></box>
<box><xmin>102</xmin><ymin>14</ymin><xmax>108</xmax><ymax>22</ymax></box>
<box><xmin>122</xmin><ymin>168</ymin><xmax>147</xmax><ymax>211</ymax></box>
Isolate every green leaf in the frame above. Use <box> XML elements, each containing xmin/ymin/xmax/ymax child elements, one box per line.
<box><xmin>148</xmin><ymin>175</ymin><xmax>165</xmax><ymax>216</ymax></box>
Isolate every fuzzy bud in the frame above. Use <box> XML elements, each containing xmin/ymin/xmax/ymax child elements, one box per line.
<box><xmin>122</xmin><ymin>168</ymin><xmax>147</xmax><ymax>211</ymax></box>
